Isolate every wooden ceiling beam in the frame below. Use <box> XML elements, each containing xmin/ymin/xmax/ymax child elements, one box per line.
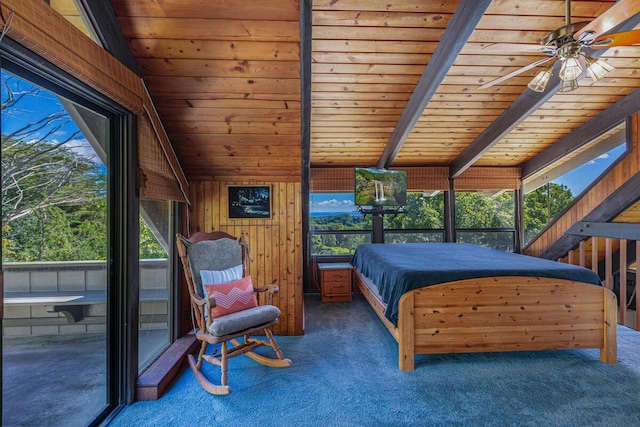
<box><xmin>449</xmin><ymin>69</ymin><xmax>561</xmax><ymax>179</ymax></box>
<box><xmin>376</xmin><ymin>0</ymin><xmax>492</xmax><ymax>169</ymax></box>
<box><xmin>450</xmin><ymin>13</ymin><xmax>640</xmax><ymax>180</ymax></box>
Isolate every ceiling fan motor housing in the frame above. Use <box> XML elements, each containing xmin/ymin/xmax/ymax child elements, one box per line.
<box><xmin>540</xmin><ymin>21</ymin><xmax>590</xmax><ymax>50</ymax></box>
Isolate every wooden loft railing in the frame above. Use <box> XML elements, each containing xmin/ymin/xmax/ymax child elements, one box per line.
<box><xmin>558</xmin><ymin>223</ymin><xmax>640</xmax><ymax>330</ymax></box>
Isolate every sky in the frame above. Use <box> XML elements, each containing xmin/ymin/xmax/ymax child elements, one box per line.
<box><xmin>1</xmin><ymin>70</ymin><xmax>102</xmax><ymax>167</ymax></box>
<box><xmin>551</xmin><ymin>143</ymin><xmax>626</xmax><ymax>196</ymax></box>
<box><xmin>310</xmin><ymin>192</ymin><xmax>356</xmax><ymax>214</ymax></box>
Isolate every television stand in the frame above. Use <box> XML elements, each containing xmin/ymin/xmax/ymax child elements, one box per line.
<box><xmin>357</xmin><ymin>206</ymin><xmax>406</xmax><ymax>216</ymax></box>
<box><xmin>357</xmin><ymin>206</ymin><xmax>406</xmax><ymax>243</ymax></box>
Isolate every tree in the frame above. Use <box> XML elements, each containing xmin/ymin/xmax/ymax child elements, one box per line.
<box><xmin>140</xmin><ymin>216</ymin><xmax>169</xmax><ymax>259</ymax></box>
<box><xmin>455</xmin><ymin>192</ymin><xmax>515</xmax><ymax>229</ymax></box>
<box><xmin>308</xmin><ymin>183</ymin><xmax>574</xmax><ymax>254</ymax></box>
<box><xmin>2</xmin><ymin>75</ymin><xmax>104</xmax><ymax>226</ymax></box>
<box><xmin>523</xmin><ymin>183</ymin><xmax>574</xmax><ymax>243</ymax></box>
<box><xmin>384</xmin><ymin>193</ymin><xmax>444</xmax><ymax>230</ymax></box>
<box><xmin>2</xmin><ymin>73</ymin><xmax>107</xmax><ymax>261</ymax></box>
<box><xmin>454</xmin><ymin>192</ymin><xmax>516</xmax><ymax>249</ymax></box>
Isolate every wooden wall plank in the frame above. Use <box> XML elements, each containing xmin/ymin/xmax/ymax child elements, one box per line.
<box><xmin>187</xmin><ymin>180</ymin><xmax>303</xmax><ymax>336</ymax></box>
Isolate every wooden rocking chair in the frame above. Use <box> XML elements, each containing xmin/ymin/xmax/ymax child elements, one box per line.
<box><xmin>176</xmin><ymin>231</ymin><xmax>292</xmax><ymax>395</ymax></box>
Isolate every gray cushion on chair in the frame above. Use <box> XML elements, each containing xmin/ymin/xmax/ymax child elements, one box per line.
<box><xmin>186</xmin><ymin>238</ymin><xmax>243</xmax><ymax>294</ymax></box>
<box><xmin>208</xmin><ymin>305</ymin><xmax>281</xmax><ymax>337</ymax></box>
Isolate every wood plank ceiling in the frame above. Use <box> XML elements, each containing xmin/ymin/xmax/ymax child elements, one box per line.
<box><xmin>310</xmin><ymin>0</ymin><xmax>640</xmax><ymax>180</ymax></box>
<box><xmin>109</xmin><ymin>0</ymin><xmax>302</xmax><ymax>182</ymax></box>
<box><xmin>105</xmin><ymin>0</ymin><xmax>640</xmax><ymax>190</ymax></box>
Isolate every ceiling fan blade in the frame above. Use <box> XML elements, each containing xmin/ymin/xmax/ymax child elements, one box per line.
<box><xmin>590</xmin><ymin>29</ymin><xmax>640</xmax><ymax>49</ymax></box>
<box><xmin>478</xmin><ymin>56</ymin><xmax>555</xmax><ymax>90</ymax></box>
<box><xmin>574</xmin><ymin>0</ymin><xmax>640</xmax><ymax>41</ymax></box>
<box><xmin>482</xmin><ymin>43</ymin><xmax>552</xmax><ymax>53</ymax></box>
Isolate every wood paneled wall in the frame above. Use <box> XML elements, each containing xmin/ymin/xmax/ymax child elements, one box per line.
<box><xmin>526</xmin><ymin>114</ymin><xmax>640</xmax><ymax>258</ymax></box>
<box><xmin>187</xmin><ymin>180</ymin><xmax>304</xmax><ymax>336</ymax></box>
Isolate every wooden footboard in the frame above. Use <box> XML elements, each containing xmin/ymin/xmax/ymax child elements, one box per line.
<box><xmin>353</xmin><ymin>271</ymin><xmax>618</xmax><ymax>370</ymax></box>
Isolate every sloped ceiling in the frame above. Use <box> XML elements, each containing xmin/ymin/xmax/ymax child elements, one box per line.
<box><xmin>109</xmin><ymin>0</ymin><xmax>302</xmax><ymax>181</ymax></box>
<box><xmin>98</xmin><ymin>0</ymin><xmax>640</xmax><ymax>188</ymax></box>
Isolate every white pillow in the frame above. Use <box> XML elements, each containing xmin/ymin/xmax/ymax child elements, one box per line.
<box><xmin>199</xmin><ymin>264</ymin><xmax>243</xmax><ymax>320</ymax></box>
<box><xmin>200</xmin><ymin>264</ymin><xmax>243</xmax><ymax>291</ymax></box>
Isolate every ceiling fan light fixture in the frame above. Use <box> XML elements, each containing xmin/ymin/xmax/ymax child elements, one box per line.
<box><xmin>559</xmin><ymin>56</ymin><xmax>583</xmax><ymax>81</ymax></box>
<box><xmin>585</xmin><ymin>56</ymin><xmax>614</xmax><ymax>82</ymax></box>
<box><xmin>559</xmin><ymin>78</ymin><xmax>579</xmax><ymax>93</ymax></box>
<box><xmin>527</xmin><ymin>65</ymin><xmax>553</xmax><ymax>92</ymax></box>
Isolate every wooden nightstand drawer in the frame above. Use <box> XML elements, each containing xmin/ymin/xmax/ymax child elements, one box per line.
<box><xmin>323</xmin><ymin>280</ymin><xmax>351</xmax><ymax>295</ymax></box>
<box><xmin>318</xmin><ymin>263</ymin><xmax>352</xmax><ymax>303</ymax></box>
<box><xmin>322</xmin><ymin>269</ymin><xmax>350</xmax><ymax>282</ymax></box>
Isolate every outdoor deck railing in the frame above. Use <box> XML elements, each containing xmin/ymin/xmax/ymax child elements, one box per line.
<box><xmin>2</xmin><ymin>259</ymin><xmax>169</xmax><ymax>336</ymax></box>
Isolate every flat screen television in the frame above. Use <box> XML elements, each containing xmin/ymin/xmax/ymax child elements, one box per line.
<box><xmin>354</xmin><ymin>167</ymin><xmax>407</xmax><ymax>208</ymax></box>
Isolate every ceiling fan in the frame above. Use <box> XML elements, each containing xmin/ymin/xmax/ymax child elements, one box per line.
<box><xmin>479</xmin><ymin>0</ymin><xmax>640</xmax><ymax>92</ymax></box>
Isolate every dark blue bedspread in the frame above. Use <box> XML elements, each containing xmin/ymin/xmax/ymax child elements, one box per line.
<box><xmin>350</xmin><ymin>243</ymin><xmax>602</xmax><ymax>325</ymax></box>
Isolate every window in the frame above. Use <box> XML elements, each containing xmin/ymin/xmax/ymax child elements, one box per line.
<box><xmin>523</xmin><ymin>126</ymin><xmax>628</xmax><ymax>244</ymax></box>
<box><xmin>384</xmin><ymin>192</ymin><xmax>445</xmax><ymax>243</ymax></box>
<box><xmin>309</xmin><ymin>192</ymin><xmax>370</xmax><ymax>255</ymax></box>
<box><xmin>309</xmin><ymin>191</ymin><xmax>445</xmax><ymax>255</ymax></box>
<box><xmin>138</xmin><ymin>199</ymin><xmax>173</xmax><ymax>371</ymax></box>
<box><xmin>455</xmin><ymin>191</ymin><xmax>516</xmax><ymax>251</ymax></box>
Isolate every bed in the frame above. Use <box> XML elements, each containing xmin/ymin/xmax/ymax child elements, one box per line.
<box><xmin>350</xmin><ymin>243</ymin><xmax>618</xmax><ymax>370</ymax></box>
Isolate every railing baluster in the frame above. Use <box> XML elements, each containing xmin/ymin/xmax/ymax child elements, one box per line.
<box><xmin>620</xmin><ymin>239</ymin><xmax>627</xmax><ymax>326</ymax></box>
<box><xmin>636</xmin><ymin>240</ymin><xmax>639</xmax><ymax>330</ymax></box>
<box><xmin>605</xmin><ymin>238</ymin><xmax>612</xmax><ymax>290</ymax></box>
<box><xmin>592</xmin><ymin>237</ymin><xmax>598</xmax><ymax>274</ymax></box>
<box><xmin>563</xmin><ymin>236</ymin><xmax>637</xmax><ymax>331</ymax></box>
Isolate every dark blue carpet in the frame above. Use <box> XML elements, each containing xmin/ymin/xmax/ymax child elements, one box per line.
<box><xmin>109</xmin><ymin>294</ymin><xmax>640</xmax><ymax>427</ymax></box>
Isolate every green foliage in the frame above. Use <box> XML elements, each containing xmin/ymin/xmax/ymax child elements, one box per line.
<box><xmin>2</xmin><ymin>137</ymin><xmax>104</xmax><ymax>224</ymax></box>
<box><xmin>455</xmin><ymin>192</ymin><xmax>515</xmax><ymax>229</ymax></box>
<box><xmin>2</xmin><ymin>72</ymin><xmax>109</xmax><ymax>261</ymax></box>
<box><xmin>140</xmin><ymin>217</ymin><xmax>168</xmax><ymax>259</ymax></box>
<box><xmin>384</xmin><ymin>193</ymin><xmax>444</xmax><ymax>229</ymax></box>
<box><xmin>523</xmin><ymin>183</ymin><xmax>574</xmax><ymax>243</ymax></box>
<box><xmin>310</xmin><ymin>188</ymin><xmax>576</xmax><ymax>254</ymax></box>
<box><xmin>310</xmin><ymin>193</ymin><xmax>446</xmax><ymax>254</ymax></box>
<box><xmin>309</xmin><ymin>213</ymin><xmax>371</xmax><ymax>255</ymax></box>
<box><xmin>1</xmin><ymin>72</ymin><xmax>165</xmax><ymax>263</ymax></box>
<box><xmin>453</xmin><ymin>192</ymin><xmax>516</xmax><ymax>248</ymax></box>
<box><xmin>310</xmin><ymin>212</ymin><xmax>371</xmax><ymax>231</ymax></box>
<box><xmin>3</xmin><ymin>198</ymin><xmax>107</xmax><ymax>262</ymax></box>
<box><xmin>1</xmin><ymin>137</ymin><xmax>108</xmax><ymax>261</ymax></box>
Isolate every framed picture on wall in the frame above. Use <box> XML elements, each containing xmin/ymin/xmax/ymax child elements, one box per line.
<box><xmin>228</xmin><ymin>185</ymin><xmax>272</xmax><ymax>219</ymax></box>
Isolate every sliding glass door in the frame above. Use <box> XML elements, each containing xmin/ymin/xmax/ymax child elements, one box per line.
<box><xmin>1</xmin><ymin>67</ymin><xmax>118</xmax><ymax>425</ymax></box>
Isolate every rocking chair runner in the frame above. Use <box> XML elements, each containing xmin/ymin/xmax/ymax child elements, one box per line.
<box><xmin>176</xmin><ymin>231</ymin><xmax>292</xmax><ymax>395</ymax></box>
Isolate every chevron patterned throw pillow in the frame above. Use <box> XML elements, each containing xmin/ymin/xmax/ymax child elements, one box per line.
<box><xmin>203</xmin><ymin>275</ymin><xmax>258</xmax><ymax>318</ymax></box>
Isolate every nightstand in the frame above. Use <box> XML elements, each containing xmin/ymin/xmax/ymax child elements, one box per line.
<box><xmin>318</xmin><ymin>263</ymin><xmax>353</xmax><ymax>302</ymax></box>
